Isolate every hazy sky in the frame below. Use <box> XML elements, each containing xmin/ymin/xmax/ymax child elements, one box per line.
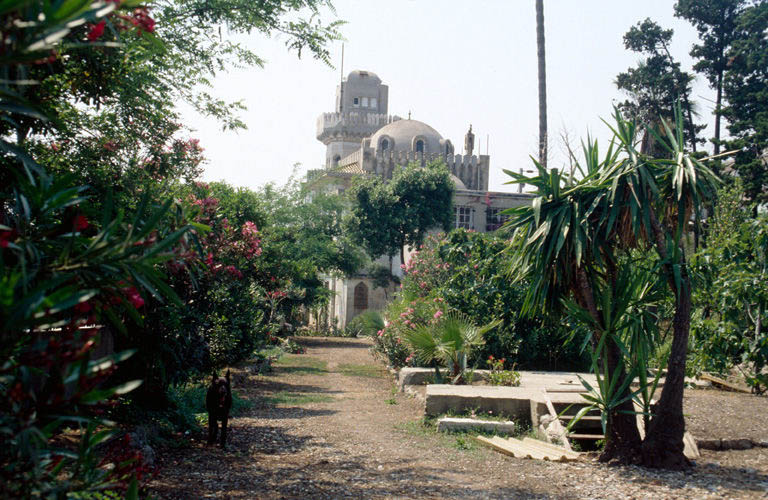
<box><xmin>183</xmin><ymin>0</ymin><xmax>716</xmax><ymax>193</ymax></box>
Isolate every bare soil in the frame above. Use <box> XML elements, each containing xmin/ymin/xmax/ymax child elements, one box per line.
<box><xmin>148</xmin><ymin>337</ymin><xmax>768</xmax><ymax>499</ymax></box>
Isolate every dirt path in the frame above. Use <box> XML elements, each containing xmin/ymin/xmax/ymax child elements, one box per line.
<box><xmin>149</xmin><ymin>337</ymin><xmax>768</xmax><ymax>499</ymax></box>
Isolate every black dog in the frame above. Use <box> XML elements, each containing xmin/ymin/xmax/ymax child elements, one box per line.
<box><xmin>206</xmin><ymin>370</ymin><xmax>232</xmax><ymax>448</ymax></box>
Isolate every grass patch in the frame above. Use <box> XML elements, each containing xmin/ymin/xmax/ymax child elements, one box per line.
<box><xmin>263</xmin><ymin>391</ymin><xmax>335</xmax><ymax>405</ymax></box>
<box><xmin>395</xmin><ymin>417</ymin><xmax>484</xmax><ymax>452</ymax></box>
<box><xmin>273</xmin><ymin>355</ymin><xmax>328</xmax><ymax>375</ymax></box>
<box><xmin>339</xmin><ymin>363</ymin><xmax>386</xmax><ymax>378</ymax></box>
<box><xmin>395</xmin><ymin>415</ymin><xmax>530</xmax><ymax>454</ymax></box>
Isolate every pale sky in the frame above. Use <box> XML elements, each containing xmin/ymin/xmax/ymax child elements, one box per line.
<box><xmin>182</xmin><ymin>0</ymin><xmax>717</xmax><ymax>193</ymax></box>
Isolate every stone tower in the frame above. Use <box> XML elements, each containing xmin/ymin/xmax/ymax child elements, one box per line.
<box><xmin>316</xmin><ymin>70</ymin><xmax>392</xmax><ymax>168</ymax></box>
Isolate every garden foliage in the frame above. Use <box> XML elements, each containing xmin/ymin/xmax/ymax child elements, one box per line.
<box><xmin>690</xmin><ymin>182</ymin><xmax>768</xmax><ymax>393</ymax></box>
<box><xmin>370</xmin><ymin>230</ymin><xmax>589</xmax><ymax>372</ymax></box>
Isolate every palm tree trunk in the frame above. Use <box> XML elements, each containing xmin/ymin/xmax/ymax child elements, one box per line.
<box><xmin>536</xmin><ymin>0</ymin><xmax>547</xmax><ymax>169</ymax></box>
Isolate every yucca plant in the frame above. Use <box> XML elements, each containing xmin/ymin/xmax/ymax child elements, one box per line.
<box><xmin>504</xmin><ymin>104</ymin><xmax>718</xmax><ymax>468</ymax></box>
<box><xmin>403</xmin><ymin>313</ymin><xmax>500</xmax><ymax>384</ymax></box>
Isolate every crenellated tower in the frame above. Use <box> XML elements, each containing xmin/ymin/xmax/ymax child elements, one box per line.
<box><xmin>316</xmin><ymin>70</ymin><xmax>392</xmax><ymax>168</ymax></box>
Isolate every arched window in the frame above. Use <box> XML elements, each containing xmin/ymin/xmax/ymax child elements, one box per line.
<box><xmin>353</xmin><ymin>282</ymin><xmax>368</xmax><ymax>310</ymax></box>
<box><xmin>332</xmin><ymin>155</ymin><xmax>341</xmax><ymax>167</ymax></box>
<box><xmin>381</xmin><ymin>138</ymin><xmax>389</xmax><ymax>150</ymax></box>
<box><xmin>415</xmin><ymin>140</ymin><xmax>425</xmax><ymax>153</ymax></box>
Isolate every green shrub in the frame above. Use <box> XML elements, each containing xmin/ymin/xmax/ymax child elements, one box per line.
<box><xmin>345</xmin><ymin>310</ymin><xmax>385</xmax><ymax>337</ymax></box>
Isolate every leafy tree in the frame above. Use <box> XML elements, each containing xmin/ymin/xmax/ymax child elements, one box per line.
<box><xmin>721</xmin><ymin>1</ymin><xmax>768</xmax><ymax>205</ymax></box>
<box><xmin>256</xmin><ymin>179</ymin><xmax>366</xmax><ymax>320</ymax></box>
<box><xmin>347</xmin><ymin>161</ymin><xmax>454</xmax><ymax>265</ymax></box>
<box><xmin>616</xmin><ymin>19</ymin><xmax>704</xmax><ymax>152</ymax></box>
<box><xmin>675</xmin><ymin>0</ymin><xmax>747</xmax><ymax>156</ymax></box>
<box><xmin>690</xmin><ymin>181</ymin><xmax>768</xmax><ymax>393</ymax></box>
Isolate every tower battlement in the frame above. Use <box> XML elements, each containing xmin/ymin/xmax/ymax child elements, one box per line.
<box><xmin>362</xmin><ymin>150</ymin><xmax>489</xmax><ymax>191</ymax></box>
<box><xmin>316</xmin><ymin>112</ymin><xmax>398</xmax><ymax>144</ymax></box>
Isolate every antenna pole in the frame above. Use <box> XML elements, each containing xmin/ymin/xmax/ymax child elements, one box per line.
<box><xmin>486</xmin><ymin>134</ymin><xmax>489</xmax><ymax>155</ymax></box>
<box><xmin>338</xmin><ymin>43</ymin><xmax>345</xmax><ymax>113</ymax></box>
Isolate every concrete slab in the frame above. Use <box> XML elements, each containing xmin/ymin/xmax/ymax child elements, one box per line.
<box><xmin>397</xmin><ymin>368</ymin><xmax>490</xmax><ymax>391</ymax></box>
<box><xmin>436</xmin><ymin>417</ymin><xmax>516</xmax><ymax>434</ymax></box>
<box><xmin>425</xmin><ymin>385</ymin><xmax>542</xmax><ymax>418</ymax></box>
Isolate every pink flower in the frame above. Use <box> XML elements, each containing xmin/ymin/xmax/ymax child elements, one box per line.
<box><xmin>433</xmin><ymin>310</ymin><xmax>443</xmax><ymax>319</ymax></box>
<box><xmin>377</xmin><ymin>330</ymin><xmax>383</xmax><ymax>337</ymax></box>
<box><xmin>124</xmin><ymin>287</ymin><xmax>144</xmax><ymax>309</ymax></box>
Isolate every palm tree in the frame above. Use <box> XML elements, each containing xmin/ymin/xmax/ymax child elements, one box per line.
<box><xmin>536</xmin><ymin>0</ymin><xmax>547</xmax><ymax>169</ymax></box>
<box><xmin>403</xmin><ymin>314</ymin><xmax>499</xmax><ymax>384</ymax></box>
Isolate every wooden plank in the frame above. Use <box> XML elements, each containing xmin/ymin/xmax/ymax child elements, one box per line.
<box><xmin>541</xmin><ymin>389</ymin><xmax>573</xmax><ymax>452</ymax></box>
<box><xmin>567</xmin><ymin>433</ymin><xmax>604</xmax><ymax>439</ymax></box>
<box><xmin>699</xmin><ymin>373</ymin><xmax>751</xmax><ymax>394</ymax></box>
<box><xmin>476</xmin><ymin>436</ymin><xmax>545</xmax><ymax>460</ymax></box>
<box><xmin>521</xmin><ymin>437</ymin><xmax>581</xmax><ymax>460</ymax></box>
<box><xmin>477</xmin><ymin>436</ymin><xmax>581</xmax><ymax>462</ymax></box>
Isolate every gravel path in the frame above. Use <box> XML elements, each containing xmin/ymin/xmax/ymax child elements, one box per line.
<box><xmin>148</xmin><ymin>337</ymin><xmax>768</xmax><ymax>499</ymax></box>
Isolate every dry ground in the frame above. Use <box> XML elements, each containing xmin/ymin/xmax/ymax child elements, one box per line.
<box><xmin>148</xmin><ymin>337</ymin><xmax>768</xmax><ymax>499</ymax></box>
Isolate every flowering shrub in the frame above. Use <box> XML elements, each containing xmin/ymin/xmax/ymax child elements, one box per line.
<box><xmin>392</xmin><ymin>230</ymin><xmax>589</xmax><ymax>371</ymax></box>
<box><xmin>371</xmin><ymin>296</ymin><xmax>444</xmax><ymax>368</ymax></box>
<box><xmin>486</xmin><ymin>355</ymin><xmax>521</xmax><ymax>386</ymax></box>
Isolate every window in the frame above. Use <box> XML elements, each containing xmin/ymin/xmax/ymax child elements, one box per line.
<box><xmin>353</xmin><ymin>282</ymin><xmax>368</xmax><ymax>310</ymax></box>
<box><xmin>486</xmin><ymin>207</ymin><xmax>509</xmax><ymax>232</ymax></box>
<box><xmin>353</xmin><ymin>97</ymin><xmax>359</xmax><ymax>107</ymax></box>
<box><xmin>454</xmin><ymin>206</ymin><xmax>473</xmax><ymax>230</ymax></box>
<box><xmin>371</xmin><ymin>97</ymin><xmax>377</xmax><ymax>109</ymax></box>
<box><xmin>415</xmin><ymin>140</ymin><xmax>425</xmax><ymax>153</ymax></box>
<box><xmin>332</xmin><ymin>155</ymin><xmax>341</xmax><ymax>167</ymax></box>
<box><xmin>362</xmin><ymin>97</ymin><xmax>369</xmax><ymax>107</ymax></box>
<box><xmin>380</xmin><ymin>138</ymin><xmax>389</xmax><ymax>150</ymax></box>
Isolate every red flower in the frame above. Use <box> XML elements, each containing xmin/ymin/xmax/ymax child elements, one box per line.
<box><xmin>74</xmin><ymin>301</ymin><xmax>92</xmax><ymax>315</ymax></box>
<box><xmin>87</xmin><ymin>20</ymin><xmax>106</xmax><ymax>41</ymax></box>
<box><xmin>74</xmin><ymin>215</ymin><xmax>89</xmax><ymax>231</ymax></box>
<box><xmin>0</xmin><ymin>229</ymin><xmax>15</xmax><ymax>248</ymax></box>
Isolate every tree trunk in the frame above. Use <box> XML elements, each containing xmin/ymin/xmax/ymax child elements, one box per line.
<box><xmin>536</xmin><ymin>0</ymin><xmax>547</xmax><ymax>169</ymax></box>
<box><xmin>642</xmin><ymin>211</ymin><xmax>691</xmax><ymax>469</ymax></box>
<box><xmin>600</xmin><ymin>340</ymin><xmax>643</xmax><ymax>464</ymax></box>
<box><xmin>714</xmin><ymin>70</ymin><xmax>723</xmax><ymax>156</ymax></box>
<box><xmin>575</xmin><ymin>268</ymin><xmax>642</xmax><ymax>463</ymax></box>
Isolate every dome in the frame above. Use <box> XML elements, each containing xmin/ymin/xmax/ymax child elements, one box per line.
<box><xmin>370</xmin><ymin>119</ymin><xmax>444</xmax><ymax>154</ymax></box>
<box><xmin>450</xmin><ymin>174</ymin><xmax>466</xmax><ymax>189</ymax></box>
<box><xmin>347</xmin><ymin>70</ymin><xmax>381</xmax><ymax>84</ymax></box>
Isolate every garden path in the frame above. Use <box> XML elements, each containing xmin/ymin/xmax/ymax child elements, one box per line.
<box><xmin>148</xmin><ymin>337</ymin><xmax>768</xmax><ymax>499</ymax></box>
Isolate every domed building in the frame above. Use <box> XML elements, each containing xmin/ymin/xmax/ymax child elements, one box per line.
<box><xmin>311</xmin><ymin>70</ymin><xmax>531</xmax><ymax>329</ymax></box>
